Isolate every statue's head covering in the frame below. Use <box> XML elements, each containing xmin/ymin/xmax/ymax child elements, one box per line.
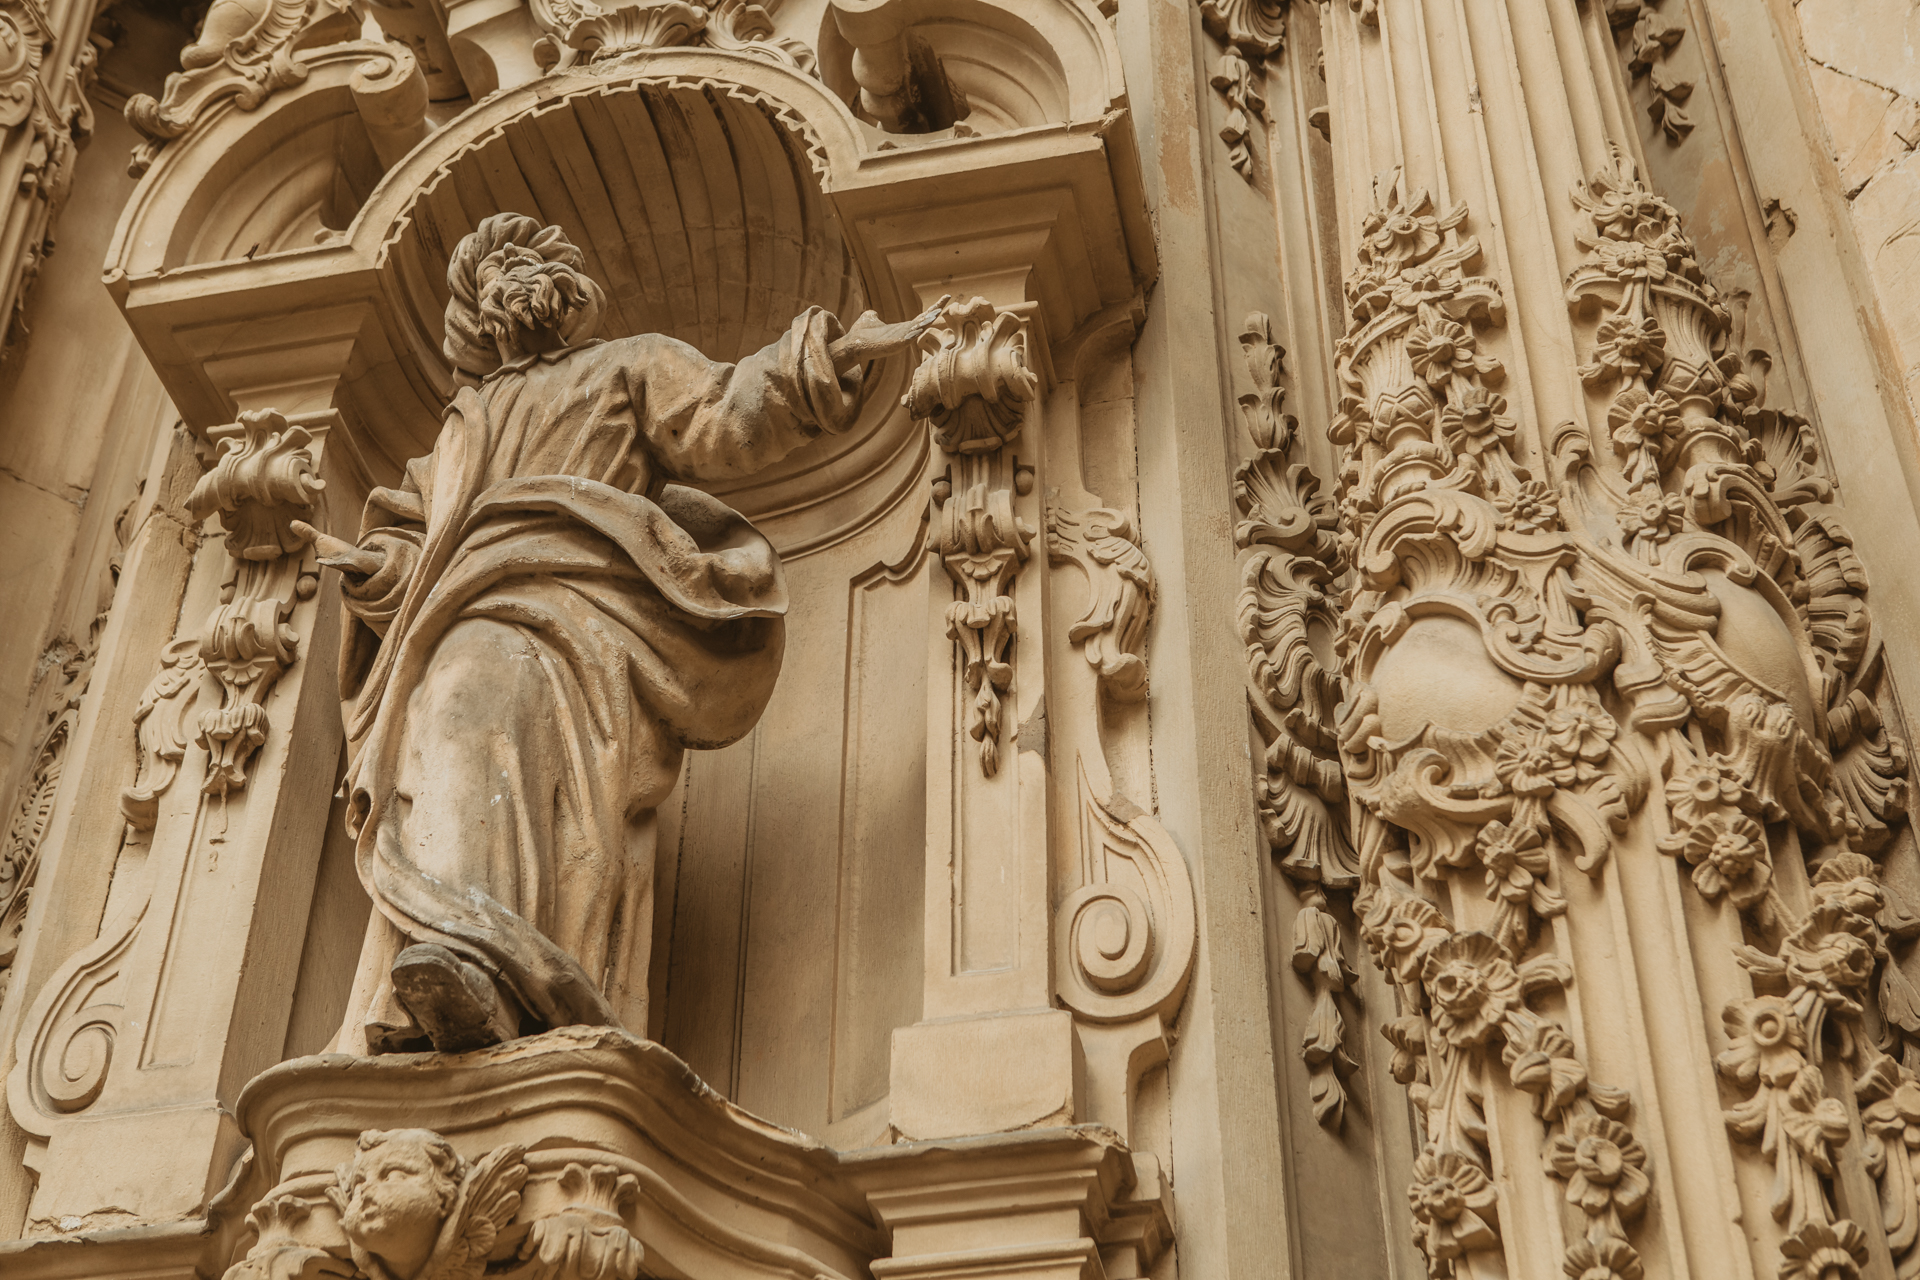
<box><xmin>444</xmin><ymin>213</ymin><xmax>607</xmax><ymax>380</ymax></box>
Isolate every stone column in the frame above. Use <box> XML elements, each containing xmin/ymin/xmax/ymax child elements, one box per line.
<box><xmin>1296</xmin><ymin>1</ymin><xmax>1916</xmax><ymax>1278</ymax></box>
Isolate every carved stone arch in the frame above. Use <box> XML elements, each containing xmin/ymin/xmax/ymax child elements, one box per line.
<box><xmin>815</xmin><ymin>0</ymin><xmax>1128</xmax><ymax>133</ymax></box>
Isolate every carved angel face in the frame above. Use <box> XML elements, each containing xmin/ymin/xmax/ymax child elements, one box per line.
<box><xmin>339</xmin><ymin>1130</ymin><xmax>462</xmax><ymax>1279</ymax></box>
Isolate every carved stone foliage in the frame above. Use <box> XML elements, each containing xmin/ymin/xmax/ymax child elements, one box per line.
<box><xmin>1196</xmin><ymin>0</ymin><xmax>1286</xmax><ymax>181</ymax></box>
<box><xmin>124</xmin><ymin>17</ymin><xmax>399</xmax><ymax>177</ymax></box>
<box><xmin>1045</xmin><ymin>503</ymin><xmax>1152</xmax><ymax>702</ymax></box>
<box><xmin>1607</xmin><ymin>0</ymin><xmax>1693</xmax><ymax>145</ymax></box>
<box><xmin>1318</xmin><ymin>173</ymin><xmax>1660</xmax><ymax>1280</ymax></box>
<box><xmin>911</xmin><ymin>297</ymin><xmax>1040</xmax><ymax>777</ymax></box>
<box><xmin>527</xmin><ymin>0</ymin><xmax>818</xmax><ymax>75</ymax></box>
<box><xmin>185</xmin><ymin>410</ymin><xmax>323</xmax><ymax>802</ymax></box>
<box><xmin>219</xmin><ymin>1128</ymin><xmax>645</xmax><ymax>1280</ymax></box>
<box><xmin>1231</xmin><ymin>312</ymin><xmax>1360</xmax><ymax>1130</ymax></box>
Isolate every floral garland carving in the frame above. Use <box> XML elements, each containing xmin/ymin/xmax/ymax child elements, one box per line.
<box><xmin>1606</xmin><ymin>0</ymin><xmax>1693</xmax><ymax>145</ymax></box>
<box><xmin>1318</xmin><ymin>172</ymin><xmax>1657</xmax><ymax>1280</ymax></box>
<box><xmin>1196</xmin><ymin>0</ymin><xmax>1285</xmax><ymax>181</ymax></box>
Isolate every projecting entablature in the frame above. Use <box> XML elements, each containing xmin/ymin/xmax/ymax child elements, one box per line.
<box><xmin>101</xmin><ymin>2</ymin><xmax>1153</xmax><ymax>546</ymax></box>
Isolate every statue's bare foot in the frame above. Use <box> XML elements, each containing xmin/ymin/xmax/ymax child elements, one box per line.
<box><xmin>390</xmin><ymin>944</ymin><xmax>519</xmax><ymax>1053</ymax></box>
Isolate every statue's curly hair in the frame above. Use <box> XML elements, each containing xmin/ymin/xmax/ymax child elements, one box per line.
<box><xmin>443</xmin><ymin>213</ymin><xmax>606</xmax><ymax>379</ymax></box>
<box><xmin>343</xmin><ymin>1128</ymin><xmax>465</xmax><ymax>1214</ymax></box>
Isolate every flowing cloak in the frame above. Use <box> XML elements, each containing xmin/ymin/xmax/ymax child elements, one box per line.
<box><xmin>332</xmin><ymin>310</ymin><xmax>860</xmax><ymax>1047</ymax></box>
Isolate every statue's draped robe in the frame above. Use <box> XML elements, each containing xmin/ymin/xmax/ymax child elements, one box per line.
<box><xmin>332</xmin><ymin>312</ymin><xmax>858</xmax><ymax>1050</ymax></box>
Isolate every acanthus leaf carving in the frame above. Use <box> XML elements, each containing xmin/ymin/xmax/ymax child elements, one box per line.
<box><xmin>1045</xmin><ymin>502</ymin><xmax>1152</xmax><ymax>703</ymax></box>
<box><xmin>185</xmin><ymin>409</ymin><xmax>324</xmax><ymax>803</ymax></box>
<box><xmin>913</xmin><ymin>298</ymin><xmax>1040</xmax><ymax>777</ymax></box>
<box><xmin>529</xmin><ymin>0</ymin><xmax>819</xmax><ymax>77</ymax></box>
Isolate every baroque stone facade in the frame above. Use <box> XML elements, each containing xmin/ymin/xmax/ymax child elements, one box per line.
<box><xmin>0</xmin><ymin>0</ymin><xmax>1917</xmax><ymax>1277</ymax></box>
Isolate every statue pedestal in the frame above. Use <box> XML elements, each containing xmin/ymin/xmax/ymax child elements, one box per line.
<box><xmin>208</xmin><ymin>1027</ymin><xmax>1170</xmax><ymax>1280</ymax></box>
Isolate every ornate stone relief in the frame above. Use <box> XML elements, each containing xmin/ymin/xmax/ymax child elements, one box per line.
<box><xmin>1</xmin><ymin>6</ymin><xmax>95</xmax><ymax>358</ymax></box>
<box><xmin>908</xmin><ymin>296</ymin><xmax>1039</xmax><ymax>777</ymax></box>
<box><xmin>125</xmin><ymin>14</ymin><xmax>405</xmax><ymax>176</ymax></box>
<box><xmin>527</xmin><ymin>0</ymin><xmax>818</xmax><ymax>75</ymax></box>
<box><xmin>185</xmin><ymin>410</ymin><xmax>324</xmax><ymax>804</ymax></box>
<box><xmin>1045</xmin><ymin>503</ymin><xmax>1152</xmax><ymax>703</ymax></box>
<box><xmin>1320</xmin><ymin>173</ymin><xmax>1659</xmax><ymax>1280</ymax></box>
<box><xmin>1608</xmin><ymin>0</ymin><xmax>1694</xmax><ymax>145</ymax></box>
<box><xmin>1197</xmin><ymin>0</ymin><xmax>1285</xmax><ymax>181</ymax></box>
<box><xmin>1231</xmin><ymin>313</ymin><xmax>1360</xmax><ymax>1130</ymax></box>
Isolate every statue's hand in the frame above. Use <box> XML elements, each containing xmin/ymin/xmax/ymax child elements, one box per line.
<box><xmin>828</xmin><ymin>294</ymin><xmax>951</xmax><ymax>370</ymax></box>
<box><xmin>290</xmin><ymin>520</ymin><xmax>385</xmax><ymax>579</ymax></box>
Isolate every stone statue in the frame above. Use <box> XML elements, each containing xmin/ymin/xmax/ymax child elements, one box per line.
<box><xmin>298</xmin><ymin>213</ymin><xmax>939</xmax><ymax>1054</ymax></box>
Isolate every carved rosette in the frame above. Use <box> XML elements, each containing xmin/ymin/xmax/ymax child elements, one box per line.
<box><xmin>910</xmin><ymin>297</ymin><xmax>1040</xmax><ymax>777</ymax></box>
<box><xmin>185</xmin><ymin>410</ymin><xmax>325</xmax><ymax>800</ymax></box>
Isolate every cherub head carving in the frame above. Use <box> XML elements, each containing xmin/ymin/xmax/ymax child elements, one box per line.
<box><xmin>334</xmin><ymin>1129</ymin><xmax>464</xmax><ymax>1280</ymax></box>
<box><xmin>330</xmin><ymin>1129</ymin><xmax>527</xmax><ymax>1280</ymax></box>
<box><xmin>444</xmin><ymin>214</ymin><xmax>607</xmax><ymax>381</ymax></box>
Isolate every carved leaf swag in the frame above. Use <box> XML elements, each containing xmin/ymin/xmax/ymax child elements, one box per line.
<box><xmin>913</xmin><ymin>298</ymin><xmax>1040</xmax><ymax>777</ymax></box>
<box><xmin>1196</xmin><ymin>0</ymin><xmax>1284</xmax><ymax>181</ymax></box>
<box><xmin>1607</xmin><ymin>0</ymin><xmax>1694</xmax><ymax>145</ymax></box>
<box><xmin>528</xmin><ymin>0</ymin><xmax>818</xmax><ymax>77</ymax></box>
<box><xmin>221</xmin><ymin>1134</ymin><xmax>645</xmax><ymax>1280</ymax></box>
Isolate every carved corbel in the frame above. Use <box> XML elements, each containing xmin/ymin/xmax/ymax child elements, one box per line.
<box><xmin>185</xmin><ymin>409</ymin><xmax>326</xmax><ymax>802</ymax></box>
<box><xmin>911</xmin><ymin>297</ymin><xmax>1040</xmax><ymax>776</ymax></box>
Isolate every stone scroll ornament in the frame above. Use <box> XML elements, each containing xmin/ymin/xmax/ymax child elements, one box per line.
<box><xmin>220</xmin><ymin>1128</ymin><xmax>644</xmax><ymax>1280</ymax></box>
<box><xmin>1557</xmin><ymin>148</ymin><xmax>1915</xmax><ymax>1280</ymax></box>
<box><xmin>906</xmin><ymin>296</ymin><xmax>1039</xmax><ymax>778</ymax></box>
<box><xmin>1313</xmin><ymin>148</ymin><xmax>1918</xmax><ymax>1280</ymax></box>
<box><xmin>1325</xmin><ymin>172</ymin><xmax>1658</xmax><ymax>1280</ymax></box>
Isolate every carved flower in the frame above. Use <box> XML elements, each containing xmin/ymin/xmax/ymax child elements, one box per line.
<box><xmin>1810</xmin><ymin>852</ymin><xmax>1884</xmax><ymax>923</ymax></box>
<box><xmin>1408</xmin><ymin>1147</ymin><xmax>1500</xmax><ymax>1268</ymax></box>
<box><xmin>1665</xmin><ymin>760</ymin><xmax>1746</xmax><ymax>831</ymax></box>
<box><xmin>1586</xmin><ymin>184</ymin><xmax>1678</xmax><ymax>243</ymax></box>
<box><xmin>1364</xmin><ymin>202</ymin><xmax>1443</xmax><ymax>269</ymax></box>
<box><xmin>1607</xmin><ymin>387</ymin><xmax>1682</xmax><ymax>460</ymax></box>
<box><xmin>1674</xmin><ymin>810</ymin><xmax>1771</xmax><ymax>907</ymax></box>
<box><xmin>1475</xmin><ymin>819</ymin><xmax>1550</xmax><ymax>906</ymax></box>
<box><xmin>1863</xmin><ymin>1079</ymin><xmax>1920</xmax><ymax>1149</ymax></box>
<box><xmin>1783</xmin><ymin>904</ymin><xmax>1878</xmax><ymax>1014</ymax></box>
<box><xmin>1422</xmin><ymin>932</ymin><xmax>1522</xmax><ymax>1048</ymax></box>
<box><xmin>1491</xmin><ymin>480</ymin><xmax>1558</xmax><ymax>533</ymax></box>
<box><xmin>1438</xmin><ymin>387</ymin><xmax>1516</xmax><ymax>457</ymax></box>
<box><xmin>1496</xmin><ymin>722</ymin><xmax>1576</xmax><ymax>799</ymax></box>
<box><xmin>1592</xmin><ymin>313</ymin><xmax>1666</xmax><ymax>380</ymax></box>
<box><xmin>1546</xmin><ymin>703</ymin><xmax>1616</xmax><ymax>774</ymax></box>
<box><xmin>1407</xmin><ymin>315</ymin><xmax>1478</xmax><ymax>387</ymax></box>
<box><xmin>1563</xmin><ymin>1239</ymin><xmax>1645</xmax><ymax>1280</ymax></box>
<box><xmin>1777</xmin><ymin>1220</ymin><xmax>1870</xmax><ymax>1280</ymax></box>
<box><xmin>1364</xmin><ymin>893</ymin><xmax>1454</xmax><ymax>987</ymax></box>
<box><xmin>1392</xmin><ymin>265</ymin><xmax>1456</xmax><ymax>311</ymax></box>
<box><xmin>1595</xmin><ymin>240</ymin><xmax>1669</xmax><ymax>283</ymax></box>
<box><xmin>1544</xmin><ymin>1116</ymin><xmax>1650</xmax><ymax>1219</ymax></box>
<box><xmin>1617</xmin><ymin>489</ymin><xmax>1686</xmax><ymax>555</ymax></box>
<box><xmin>1716</xmin><ymin>994</ymin><xmax>1808</xmax><ymax>1090</ymax></box>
